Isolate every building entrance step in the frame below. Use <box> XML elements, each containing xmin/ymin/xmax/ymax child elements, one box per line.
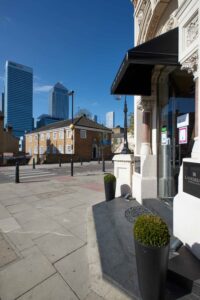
<box><xmin>168</xmin><ymin>246</ymin><xmax>200</xmax><ymax>298</ymax></box>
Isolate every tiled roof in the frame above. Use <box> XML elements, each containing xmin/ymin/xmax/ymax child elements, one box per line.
<box><xmin>29</xmin><ymin>116</ymin><xmax>112</xmax><ymax>134</ymax></box>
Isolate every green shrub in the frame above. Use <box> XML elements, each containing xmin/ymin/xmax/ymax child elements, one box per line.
<box><xmin>133</xmin><ymin>214</ymin><xmax>170</xmax><ymax>247</ymax></box>
<box><xmin>104</xmin><ymin>173</ymin><xmax>116</xmax><ymax>183</ymax></box>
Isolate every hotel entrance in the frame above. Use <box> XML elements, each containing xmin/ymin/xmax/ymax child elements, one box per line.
<box><xmin>158</xmin><ymin>69</ymin><xmax>195</xmax><ymax>199</ymax></box>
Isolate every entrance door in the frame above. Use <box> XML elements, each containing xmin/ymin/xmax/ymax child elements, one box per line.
<box><xmin>158</xmin><ymin>69</ymin><xmax>195</xmax><ymax>199</ymax></box>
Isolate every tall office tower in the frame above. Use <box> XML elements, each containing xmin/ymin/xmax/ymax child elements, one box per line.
<box><xmin>93</xmin><ymin>115</ymin><xmax>98</xmax><ymax>123</ymax></box>
<box><xmin>49</xmin><ymin>82</ymin><xmax>69</xmax><ymax>120</ymax></box>
<box><xmin>106</xmin><ymin>111</ymin><xmax>115</xmax><ymax>128</ymax></box>
<box><xmin>4</xmin><ymin>61</ymin><xmax>33</xmax><ymax>137</ymax></box>
<box><xmin>1</xmin><ymin>93</ymin><xmax>4</xmax><ymax>113</ymax></box>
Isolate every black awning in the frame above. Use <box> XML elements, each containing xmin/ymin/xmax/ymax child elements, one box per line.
<box><xmin>111</xmin><ymin>27</ymin><xmax>179</xmax><ymax>96</ymax></box>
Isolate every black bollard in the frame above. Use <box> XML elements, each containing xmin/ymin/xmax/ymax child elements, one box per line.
<box><xmin>71</xmin><ymin>158</ymin><xmax>74</xmax><ymax>176</ymax></box>
<box><xmin>33</xmin><ymin>158</ymin><xmax>35</xmax><ymax>169</ymax></box>
<box><xmin>59</xmin><ymin>157</ymin><xmax>61</xmax><ymax>167</ymax></box>
<box><xmin>102</xmin><ymin>159</ymin><xmax>105</xmax><ymax>172</ymax></box>
<box><xmin>15</xmin><ymin>162</ymin><xmax>20</xmax><ymax>183</ymax></box>
<box><xmin>80</xmin><ymin>157</ymin><xmax>83</xmax><ymax>166</ymax></box>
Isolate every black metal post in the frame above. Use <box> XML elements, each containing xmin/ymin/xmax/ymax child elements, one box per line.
<box><xmin>121</xmin><ymin>96</ymin><xmax>130</xmax><ymax>154</ymax></box>
<box><xmin>102</xmin><ymin>159</ymin><xmax>105</xmax><ymax>172</ymax></box>
<box><xmin>33</xmin><ymin>158</ymin><xmax>35</xmax><ymax>169</ymax></box>
<box><xmin>80</xmin><ymin>157</ymin><xmax>83</xmax><ymax>166</ymax></box>
<box><xmin>15</xmin><ymin>162</ymin><xmax>20</xmax><ymax>183</ymax></box>
<box><xmin>71</xmin><ymin>158</ymin><xmax>74</xmax><ymax>176</ymax></box>
<box><xmin>59</xmin><ymin>157</ymin><xmax>61</xmax><ymax>167</ymax></box>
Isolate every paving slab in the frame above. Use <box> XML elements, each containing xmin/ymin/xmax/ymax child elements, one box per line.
<box><xmin>17</xmin><ymin>273</ymin><xmax>78</xmax><ymax>300</ymax></box>
<box><xmin>55</xmin><ymin>245</ymin><xmax>90</xmax><ymax>300</ymax></box>
<box><xmin>34</xmin><ymin>227</ymin><xmax>85</xmax><ymax>263</ymax></box>
<box><xmin>6</xmin><ymin>229</ymin><xmax>34</xmax><ymax>251</ymax></box>
<box><xmin>0</xmin><ymin>237</ymin><xmax>18</xmax><ymax>268</ymax></box>
<box><xmin>0</xmin><ymin>217</ymin><xmax>21</xmax><ymax>233</ymax></box>
<box><xmin>0</xmin><ymin>246</ymin><xmax>56</xmax><ymax>300</ymax></box>
<box><xmin>7</xmin><ymin>203</ymin><xmax>32</xmax><ymax>214</ymax></box>
<box><xmin>0</xmin><ymin>203</ymin><xmax>11</xmax><ymax>219</ymax></box>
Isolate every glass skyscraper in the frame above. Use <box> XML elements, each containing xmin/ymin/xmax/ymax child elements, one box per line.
<box><xmin>49</xmin><ymin>82</ymin><xmax>69</xmax><ymax>120</ymax></box>
<box><xmin>106</xmin><ymin>111</ymin><xmax>115</xmax><ymax>128</ymax></box>
<box><xmin>4</xmin><ymin>61</ymin><xmax>33</xmax><ymax>137</ymax></box>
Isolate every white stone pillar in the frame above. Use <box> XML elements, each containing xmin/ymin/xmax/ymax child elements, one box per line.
<box><xmin>113</xmin><ymin>154</ymin><xmax>134</xmax><ymax>197</ymax></box>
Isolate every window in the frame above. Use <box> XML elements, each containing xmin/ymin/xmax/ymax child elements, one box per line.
<box><xmin>58</xmin><ymin>145</ymin><xmax>64</xmax><ymax>154</ymax></box>
<box><xmin>59</xmin><ymin>130</ymin><xmax>64</xmax><ymax>139</ymax></box>
<box><xmin>103</xmin><ymin>133</ymin><xmax>108</xmax><ymax>140</ymax></box>
<box><xmin>29</xmin><ymin>135</ymin><xmax>32</xmax><ymax>142</ymax></box>
<box><xmin>66</xmin><ymin>144</ymin><xmax>72</xmax><ymax>154</ymax></box>
<box><xmin>46</xmin><ymin>132</ymin><xmax>50</xmax><ymax>140</ymax></box>
<box><xmin>34</xmin><ymin>135</ymin><xmax>38</xmax><ymax>141</ymax></box>
<box><xmin>40</xmin><ymin>146</ymin><xmax>44</xmax><ymax>154</ymax></box>
<box><xmin>53</xmin><ymin>132</ymin><xmax>57</xmax><ymax>140</ymax></box>
<box><xmin>52</xmin><ymin>146</ymin><xmax>57</xmax><ymax>154</ymax></box>
<box><xmin>41</xmin><ymin>133</ymin><xmax>44</xmax><ymax>141</ymax></box>
<box><xmin>46</xmin><ymin>145</ymin><xmax>51</xmax><ymax>154</ymax></box>
<box><xmin>34</xmin><ymin>147</ymin><xmax>38</xmax><ymax>154</ymax></box>
<box><xmin>29</xmin><ymin>148</ymin><xmax>32</xmax><ymax>155</ymax></box>
<box><xmin>66</xmin><ymin>130</ymin><xmax>72</xmax><ymax>139</ymax></box>
<box><xmin>80</xmin><ymin>129</ymin><xmax>87</xmax><ymax>139</ymax></box>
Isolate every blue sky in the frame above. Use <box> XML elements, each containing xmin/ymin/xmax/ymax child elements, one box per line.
<box><xmin>0</xmin><ymin>0</ymin><xmax>134</xmax><ymax>126</ymax></box>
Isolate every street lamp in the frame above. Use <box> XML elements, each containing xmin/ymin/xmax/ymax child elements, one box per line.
<box><xmin>68</xmin><ymin>90</ymin><xmax>75</xmax><ymax>176</ymax></box>
<box><xmin>116</xmin><ymin>95</ymin><xmax>130</xmax><ymax>154</ymax></box>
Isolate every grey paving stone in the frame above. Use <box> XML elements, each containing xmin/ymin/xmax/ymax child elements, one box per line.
<box><xmin>17</xmin><ymin>273</ymin><xmax>78</xmax><ymax>300</ymax></box>
<box><xmin>0</xmin><ymin>217</ymin><xmax>21</xmax><ymax>233</ymax></box>
<box><xmin>6</xmin><ymin>229</ymin><xmax>34</xmax><ymax>251</ymax></box>
<box><xmin>7</xmin><ymin>203</ymin><xmax>32</xmax><ymax>214</ymax></box>
<box><xmin>0</xmin><ymin>246</ymin><xmax>56</xmax><ymax>300</ymax></box>
<box><xmin>20</xmin><ymin>216</ymin><xmax>61</xmax><ymax>239</ymax></box>
<box><xmin>84</xmin><ymin>290</ymin><xmax>105</xmax><ymax>300</ymax></box>
<box><xmin>0</xmin><ymin>238</ymin><xmax>18</xmax><ymax>267</ymax></box>
<box><xmin>68</xmin><ymin>222</ymin><xmax>87</xmax><ymax>243</ymax></box>
<box><xmin>0</xmin><ymin>203</ymin><xmax>11</xmax><ymax>219</ymax></box>
<box><xmin>52</xmin><ymin>210</ymin><xmax>86</xmax><ymax>230</ymax></box>
<box><xmin>14</xmin><ymin>208</ymin><xmax>45</xmax><ymax>225</ymax></box>
<box><xmin>39</xmin><ymin>205</ymin><xmax>68</xmax><ymax>217</ymax></box>
<box><xmin>35</xmin><ymin>227</ymin><xmax>85</xmax><ymax>263</ymax></box>
<box><xmin>55</xmin><ymin>245</ymin><xmax>90</xmax><ymax>300</ymax></box>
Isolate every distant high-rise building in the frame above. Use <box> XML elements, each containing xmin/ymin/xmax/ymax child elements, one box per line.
<box><xmin>4</xmin><ymin>61</ymin><xmax>33</xmax><ymax>137</ymax></box>
<box><xmin>93</xmin><ymin>115</ymin><xmax>98</xmax><ymax>122</ymax></box>
<box><xmin>1</xmin><ymin>93</ymin><xmax>4</xmax><ymax>113</ymax></box>
<box><xmin>49</xmin><ymin>82</ymin><xmax>69</xmax><ymax>120</ymax></box>
<box><xmin>36</xmin><ymin>114</ymin><xmax>62</xmax><ymax>129</ymax></box>
<box><xmin>106</xmin><ymin>111</ymin><xmax>115</xmax><ymax>128</ymax></box>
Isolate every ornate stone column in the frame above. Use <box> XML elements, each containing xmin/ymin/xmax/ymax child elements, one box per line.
<box><xmin>137</xmin><ymin>97</ymin><xmax>154</xmax><ymax>155</ymax></box>
<box><xmin>181</xmin><ymin>51</ymin><xmax>199</xmax><ymax>158</ymax></box>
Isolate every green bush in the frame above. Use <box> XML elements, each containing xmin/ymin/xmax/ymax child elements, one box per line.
<box><xmin>133</xmin><ymin>214</ymin><xmax>170</xmax><ymax>247</ymax></box>
<box><xmin>104</xmin><ymin>173</ymin><xmax>116</xmax><ymax>183</ymax></box>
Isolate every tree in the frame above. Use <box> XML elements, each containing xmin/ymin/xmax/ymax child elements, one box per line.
<box><xmin>128</xmin><ymin>112</ymin><xmax>134</xmax><ymax>134</ymax></box>
<box><xmin>75</xmin><ymin>108</ymin><xmax>92</xmax><ymax>119</ymax></box>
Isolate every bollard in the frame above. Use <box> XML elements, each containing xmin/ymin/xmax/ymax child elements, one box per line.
<box><xmin>15</xmin><ymin>162</ymin><xmax>20</xmax><ymax>183</ymax></box>
<box><xmin>59</xmin><ymin>157</ymin><xmax>61</xmax><ymax>167</ymax></box>
<box><xmin>98</xmin><ymin>157</ymin><xmax>100</xmax><ymax>164</ymax></box>
<box><xmin>71</xmin><ymin>158</ymin><xmax>74</xmax><ymax>176</ymax></box>
<box><xmin>102</xmin><ymin>159</ymin><xmax>105</xmax><ymax>172</ymax></box>
<box><xmin>33</xmin><ymin>158</ymin><xmax>35</xmax><ymax>169</ymax></box>
<box><xmin>80</xmin><ymin>157</ymin><xmax>83</xmax><ymax>166</ymax></box>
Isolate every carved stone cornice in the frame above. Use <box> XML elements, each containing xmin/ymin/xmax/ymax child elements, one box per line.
<box><xmin>181</xmin><ymin>51</ymin><xmax>199</xmax><ymax>78</ymax></box>
<box><xmin>137</xmin><ymin>97</ymin><xmax>155</xmax><ymax>112</ymax></box>
<box><xmin>185</xmin><ymin>13</ymin><xmax>198</xmax><ymax>48</ymax></box>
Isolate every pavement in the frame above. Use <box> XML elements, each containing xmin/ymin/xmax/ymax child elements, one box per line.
<box><xmin>0</xmin><ymin>161</ymin><xmax>114</xmax><ymax>184</ymax></box>
<box><xmin>0</xmin><ymin>163</ymin><xmax>198</xmax><ymax>300</ymax></box>
<box><xmin>0</xmin><ymin>170</ymin><xmax>108</xmax><ymax>300</ymax></box>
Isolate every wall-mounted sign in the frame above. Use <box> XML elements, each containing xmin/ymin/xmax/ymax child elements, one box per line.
<box><xmin>161</xmin><ymin>132</ymin><xmax>167</xmax><ymax>145</ymax></box>
<box><xmin>177</xmin><ymin>113</ymin><xmax>189</xmax><ymax>128</ymax></box>
<box><xmin>183</xmin><ymin>162</ymin><xmax>200</xmax><ymax>198</ymax></box>
<box><xmin>179</xmin><ymin>127</ymin><xmax>188</xmax><ymax>144</ymax></box>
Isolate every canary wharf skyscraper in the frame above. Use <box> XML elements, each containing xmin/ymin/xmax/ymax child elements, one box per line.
<box><xmin>49</xmin><ymin>82</ymin><xmax>69</xmax><ymax>120</ymax></box>
<box><xmin>4</xmin><ymin>61</ymin><xmax>33</xmax><ymax>137</ymax></box>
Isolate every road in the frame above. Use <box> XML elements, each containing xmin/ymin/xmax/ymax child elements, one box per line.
<box><xmin>0</xmin><ymin>161</ymin><xmax>114</xmax><ymax>184</ymax></box>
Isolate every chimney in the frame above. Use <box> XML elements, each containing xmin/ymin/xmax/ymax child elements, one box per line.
<box><xmin>6</xmin><ymin>125</ymin><xmax>13</xmax><ymax>134</ymax></box>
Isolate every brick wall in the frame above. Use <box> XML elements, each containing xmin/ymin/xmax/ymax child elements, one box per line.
<box><xmin>0</xmin><ymin>116</ymin><xmax>19</xmax><ymax>154</ymax></box>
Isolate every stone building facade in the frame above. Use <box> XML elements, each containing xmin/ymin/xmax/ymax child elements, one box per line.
<box><xmin>25</xmin><ymin>115</ymin><xmax>112</xmax><ymax>163</ymax></box>
<box><xmin>112</xmin><ymin>0</ymin><xmax>200</xmax><ymax>259</ymax></box>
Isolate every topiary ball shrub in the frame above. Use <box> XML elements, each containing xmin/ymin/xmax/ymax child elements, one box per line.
<box><xmin>104</xmin><ymin>173</ymin><xmax>116</xmax><ymax>183</ymax></box>
<box><xmin>133</xmin><ymin>214</ymin><xmax>170</xmax><ymax>248</ymax></box>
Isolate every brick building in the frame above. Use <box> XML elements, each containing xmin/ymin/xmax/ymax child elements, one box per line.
<box><xmin>25</xmin><ymin>115</ymin><xmax>112</xmax><ymax>163</ymax></box>
<box><xmin>0</xmin><ymin>111</ymin><xmax>19</xmax><ymax>155</ymax></box>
